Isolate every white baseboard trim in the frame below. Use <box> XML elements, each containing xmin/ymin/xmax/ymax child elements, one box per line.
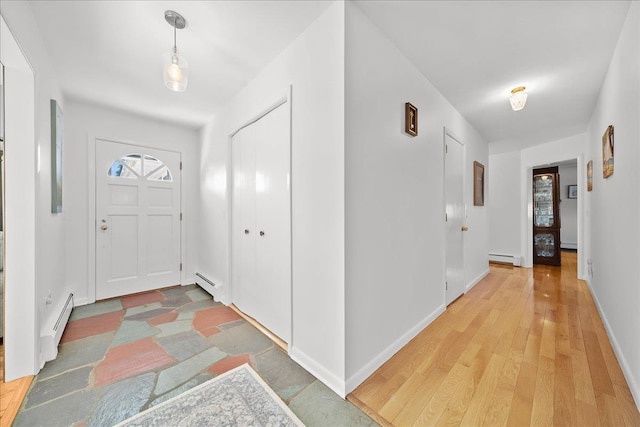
<box><xmin>488</xmin><ymin>253</ymin><xmax>521</xmax><ymax>266</ymax></box>
<box><xmin>184</xmin><ymin>276</ymin><xmax>196</xmax><ymax>285</ymax></box>
<box><xmin>290</xmin><ymin>346</ymin><xmax>346</xmax><ymax>398</ymax></box>
<box><xmin>585</xmin><ymin>279</ymin><xmax>640</xmax><ymax>410</ymax></box>
<box><xmin>344</xmin><ymin>304</ymin><xmax>446</xmax><ymax>395</ymax></box>
<box><xmin>73</xmin><ymin>297</ymin><xmax>89</xmax><ymax>307</ymax></box>
<box><xmin>466</xmin><ymin>268</ymin><xmax>490</xmax><ymax>291</ymax></box>
<box><xmin>560</xmin><ymin>242</ymin><xmax>578</xmax><ymax>250</ymax></box>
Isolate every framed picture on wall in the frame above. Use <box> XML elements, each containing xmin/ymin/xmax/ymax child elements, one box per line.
<box><xmin>568</xmin><ymin>185</ymin><xmax>578</xmax><ymax>199</ymax></box>
<box><xmin>587</xmin><ymin>160</ymin><xmax>593</xmax><ymax>191</ymax></box>
<box><xmin>473</xmin><ymin>161</ymin><xmax>484</xmax><ymax>206</ymax></box>
<box><xmin>405</xmin><ymin>102</ymin><xmax>417</xmax><ymax>136</ymax></box>
<box><xmin>602</xmin><ymin>125</ymin><xmax>614</xmax><ymax>178</ymax></box>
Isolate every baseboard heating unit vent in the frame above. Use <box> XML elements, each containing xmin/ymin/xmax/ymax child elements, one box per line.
<box><xmin>489</xmin><ymin>254</ymin><xmax>522</xmax><ymax>266</ymax></box>
<box><xmin>195</xmin><ymin>273</ymin><xmax>224</xmax><ymax>303</ymax></box>
<box><xmin>41</xmin><ymin>293</ymin><xmax>74</xmax><ymax>362</ymax></box>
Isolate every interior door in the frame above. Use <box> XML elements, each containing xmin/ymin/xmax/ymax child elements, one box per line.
<box><xmin>231</xmin><ymin>102</ymin><xmax>291</xmax><ymax>343</ymax></box>
<box><xmin>96</xmin><ymin>140</ymin><xmax>181</xmax><ymax>300</ymax></box>
<box><xmin>445</xmin><ymin>132</ymin><xmax>465</xmax><ymax>305</ymax></box>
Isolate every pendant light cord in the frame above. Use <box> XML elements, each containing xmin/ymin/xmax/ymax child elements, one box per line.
<box><xmin>173</xmin><ymin>17</ymin><xmax>177</xmax><ymax>53</ymax></box>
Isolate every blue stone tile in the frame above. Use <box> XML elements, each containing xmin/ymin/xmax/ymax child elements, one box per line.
<box><xmin>87</xmin><ymin>372</ymin><xmax>155</xmax><ymax>427</ymax></box>
<box><xmin>111</xmin><ymin>320</ymin><xmax>158</xmax><ymax>346</ymax></box>
<box><xmin>25</xmin><ymin>366</ymin><xmax>92</xmax><ymax>408</ymax></box>
<box><xmin>14</xmin><ymin>389</ymin><xmax>98</xmax><ymax>427</ymax></box>
<box><xmin>38</xmin><ymin>333</ymin><xmax>113</xmax><ymax>380</ymax></box>
<box><xmin>157</xmin><ymin>331</ymin><xmax>211</xmax><ymax>362</ymax></box>
<box><xmin>154</xmin><ymin>347</ymin><xmax>226</xmax><ymax>395</ymax></box>
<box><xmin>70</xmin><ymin>300</ymin><xmax>123</xmax><ymax>321</ymax></box>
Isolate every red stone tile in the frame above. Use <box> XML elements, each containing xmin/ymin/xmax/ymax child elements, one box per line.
<box><xmin>193</xmin><ymin>306</ymin><xmax>241</xmax><ymax>338</ymax></box>
<box><xmin>61</xmin><ymin>310</ymin><xmax>125</xmax><ymax>343</ymax></box>
<box><xmin>121</xmin><ymin>291</ymin><xmax>165</xmax><ymax>309</ymax></box>
<box><xmin>208</xmin><ymin>355</ymin><xmax>251</xmax><ymax>375</ymax></box>
<box><xmin>148</xmin><ymin>311</ymin><xmax>178</xmax><ymax>326</ymax></box>
<box><xmin>93</xmin><ymin>337</ymin><xmax>174</xmax><ymax>386</ymax></box>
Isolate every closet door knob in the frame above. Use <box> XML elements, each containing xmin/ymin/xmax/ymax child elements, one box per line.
<box><xmin>244</xmin><ymin>229</ymin><xmax>250</xmax><ymax>234</ymax></box>
<box><xmin>259</xmin><ymin>231</ymin><xmax>265</xmax><ymax>236</ymax></box>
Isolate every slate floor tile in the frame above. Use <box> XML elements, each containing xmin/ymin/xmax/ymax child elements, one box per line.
<box><xmin>186</xmin><ymin>287</ymin><xmax>210</xmax><ymax>302</ymax></box>
<box><xmin>61</xmin><ymin>310</ymin><xmax>124</xmax><ymax>344</ymax></box>
<box><xmin>209</xmin><ymin>323</ymin><xmax>274</xmax><ymax>355</ymax></box>
<box><xmin>14</xmin><ymin>389</ymin><xmax>98</xmax><ymax>427</ymax></box>
<box><xmin>70</xmin><ymin>300</ymin><xmax>123</xmax><ymax>321</ymax></box>
<box><xmin>254</xmin><ymin>347</ymin><xmax>316</xmax><ymax>401</ymax></box>
<box><xmin>177</xmin><ymin>299</ymin><xmax>219</xmax><ymax>313</ymax></box>
<box><xmin>289</xmin><ymin>381</ymin><xmax>378</xmax><ymax>427</ymax></box>
<box><xmin>157</xmin><ymin>331</ymin><xmax>211</xmax><ymax>362</ymax></box>
<box><xmin>148</xmin><ymin>373</ymin><xmax>213</xmax><ymax>408</ymax></box>
<box><xmin>154</xmin><ymin>347</ymin><xmax>227</xmax><ymax>395</ymax></box>
<box><xmin>125</xmin><ymin>307</ymin><xmax>173</xmax><ymax>321</ymax></box>
<box><xmin>125</xmin><ymin>302</ymin><xmax>164</xmax><ymax>317</ymax></box>
<box><xmin>121</xmin><ymin>291</ymin><xmax>165</xmax><ymax>309</ymax></box>
<box><xmin>25</xmin><ymin>366</ymin><xmax>92</xmax><ymax>408</ymax></box>
<box><xmin>38</xmin><ymin>333</ymin><xmax>113</xmax><ymax>380</ymax></box>
<box><xmin>218</xmin><ymin>319</ymin><xmax>247</xmax><ymax>330</ymax></box>
<box><xmin>193</xmin><ymin>306</ymin><xmax>242</xmax><ymax>337</ymax></box>
<box><xmin>207</xmin><ymin>354</ymin><xmax>252</xmax><ymax>375</ymax></box>
<box><xmin>111</xmin><ymin>320</ymin><xmax>159</xmax><ymax>347</ymax></box>
<box><xmin>156</xmin><ymin>319</ymin><xmax>193</xmax><ymax>338</ymax></box>
<box><xmin>148</xmin><ymin>311</ymin><xmax>178</xmax><ymax>326</ymax></box>
<box><xmin>93</xmin><ymin>337</ymin><xmax>174</xmax><ymax>386</ymax></box>
<box><xmin>87</xmin><ymin>372</ymin><xmax>155</xmax><ymax>427</ymax></box>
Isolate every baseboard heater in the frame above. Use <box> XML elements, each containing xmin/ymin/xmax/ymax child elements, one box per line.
<box><xmin>195</xmin><ymin>273</ymin><xmax>224</xmax><ymax>303</ymax></box>
<box><xmin>41</xmin><ymin>293</ymin><xmax>74</xmax><ymax>362</ymax></box>
<box><xmin>489</xmin><ymin>253</ymin><xmax>521</xmax><ymax>266</ymax></box>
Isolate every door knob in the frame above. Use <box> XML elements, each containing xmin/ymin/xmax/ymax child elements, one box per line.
<box><xmin>461</xmin><ymin>226</ymin><xmax>469</xmax><ymax>231</ymax></box>
<box><xmin>101</xmin><ymin>224</ymin><xmax>108</xmax><ymax>231</ymax></box>
<box><xmin>259</xmin><ymin>231</ymin><xmax>265</xmax><ymax>236</ymax></box>
<box><xmin>244</xmin><ymin>229</ymin><xmax>250</xmax><ymax>234</ymax></box>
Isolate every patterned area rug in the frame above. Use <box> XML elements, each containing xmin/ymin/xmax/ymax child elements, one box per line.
<box><xmin>115</xmin><ymin>364</ymin><xmax>304</xmax><ymax>427</ymax></box>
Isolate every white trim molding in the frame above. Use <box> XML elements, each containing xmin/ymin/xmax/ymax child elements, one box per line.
<box><xmin>466</xmin><ymin>268</ymin><xmax>490</xmax><ymax>291</ymax></box>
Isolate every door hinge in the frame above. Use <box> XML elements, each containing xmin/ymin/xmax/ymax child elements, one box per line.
<box><xmin>180</xmin><ymin>212</ymin><xmax>183</xmax><ymax>221</ymax></box>
<box><xmin>180</xmin><ymin>263</ymin><xmax>183</xmax><ymax>271</ymax></box>
<box><xmin>180</xmin><ymin>161</ymin><xmax>183</xmax><ymax>170</ymax></box>
<box><xmin>445</xmin><ymin>212</ymin><xmax>448</xmax><ymax>222</ymax></box>
<box><xmin>446</xmin><ymin>144</ymin><xmax>448</xmax><ymax>154</ymax></box>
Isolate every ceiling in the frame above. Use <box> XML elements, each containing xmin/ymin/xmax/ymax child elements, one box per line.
<box><xmin>28</xmin><ymin>1</ymin><xmax>331</xmax><ymax>128</ymax></box>
<box><xmin>354</xmin><ymin>0</ymin><xmax>631</xmax><ymax>149</ymax></box>
<box><xmin>28</xmin><ymin>1</ymin><xmax>631</xmax><ymax>150</ymax></box>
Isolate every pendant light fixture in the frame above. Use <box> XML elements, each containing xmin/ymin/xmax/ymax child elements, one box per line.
<box><xmin>509</xmin><ymin>86</ymin><xmax>528</xmax><ymax>111</ymax></box>
<box><xmin>163</xmin><ymin>10</ymin><xmax>188</xmax><ymax>92</ymax></box>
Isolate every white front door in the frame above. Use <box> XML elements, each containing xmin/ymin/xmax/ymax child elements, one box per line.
<box><xmin>444</xmin><ymin>132</ymin><xmax>465</xmax><ymax>305</ymax></box>
<box><xmin>232</xmin><ymin>102</ymin><xmax>291</xmax><ymax>343</ymax></box>
<box><xmin>95</xmin><ymin>140</ymin><xmax>181</xmax><ymax>300</ymax></box>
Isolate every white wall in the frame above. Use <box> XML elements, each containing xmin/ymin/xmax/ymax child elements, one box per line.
<box><xmin>64</xmin><ymin>100</ymin><xmax>200</xmax><ymax>304</ymax></box>
<box><xmin>488</xmin><ymin>150</ymin><xmax>521</xmax><ymax>258</ymax></box>
<box><xmin>558</xmin><ymin>162</ymin><xmax>578</xmax><ymax>249</ymax></box>
<box><xmin>1</xmin><ymin>2</ymin><xmax>66</xmax><ymax>378</ymax></box>
<box><xmin>198</xmin><ymin>2</ymin><xmax>346</xmax><ymax>395</ymax></box>
<box><xmin>344</xmin><ymin>2</ymin><xmax>489</xmax><ymax>390</ymax></box>
<box><xmin>584</xmin><ymin>1</ymin><xmax>640</xmax><ymax>407</ymax></box>
<box><xmin>488</xmin><ymin>133</ymin><xmax>586</xmax><ymax>271</ymax></box>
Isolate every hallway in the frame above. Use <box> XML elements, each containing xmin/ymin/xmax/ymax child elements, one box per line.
<box><xmin>349</xmin><ymin>252</ymin><xmax>640</xmax><ymax>426</ymax></box>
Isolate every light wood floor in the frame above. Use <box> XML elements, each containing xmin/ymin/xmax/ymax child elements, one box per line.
<box><xmin>0</xmin><ymin>343</ymin><xmax>35</xmax><ymax>427</ymax></box>
<box><xmin>348</xmin><ymin>252</ymin><xmax>640</xmax><ymax>426</ymax></box>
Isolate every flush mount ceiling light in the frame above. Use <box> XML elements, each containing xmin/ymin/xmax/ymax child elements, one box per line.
<box><xmin>509</xmin><ymin>86</ymin><xmax>528</xmax><ymax>111</ymax></box>
<box><xmin>163</xmin><ymin>10</ymin><xmax>188</xmax><ymax>92</ymax></box>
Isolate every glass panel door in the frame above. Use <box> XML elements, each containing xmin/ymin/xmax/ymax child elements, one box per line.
<box><xmin>533</xmin><ymin>167</ymin><xmax>561</xmax><ymax>266</ymax></box>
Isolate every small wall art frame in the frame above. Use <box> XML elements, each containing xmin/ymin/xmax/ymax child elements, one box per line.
<box><xmin>587</xmin><ymin>160</ymin><xmax>593</xmax><ymax>191</ymax></box>
<box><xmin>51</xmin><ymin>99</ymin><xmax>63</xmax><ymax>213</ymax></box>
<box><xmin>568</xmin><ymin>185</ymin><xmax>578</xmax><ymax>199</ymax></box>
<box><xmin>602</xmin><ymin>125</ymin><xmax>614</xmax><ymax>178</ymax></box>
<box><xmin>473</xmin><ymin>161</ymin><xmax>485</xmax><ymax>206</ymax></box>
<box><xmin>405</xmin><ymin>102</ymin><xmax>417</xmax><ymax>136</ymax></box>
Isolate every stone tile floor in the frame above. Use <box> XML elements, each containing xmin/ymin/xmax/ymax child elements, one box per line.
<box><xmin>15</xmin><ymin>285</ymin><xmax>377</xmax><ymax>427</ymax></box>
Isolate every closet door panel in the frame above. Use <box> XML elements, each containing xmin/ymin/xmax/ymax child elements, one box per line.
<box><xmin>232</xmin><ymin>125</ymin><xmax>258</xmax><ymax>317</ymax></box>
<box><xmin>255</xmin><ymin>104</ymin><xmax>291</xmax><ymax>342</ymax></box>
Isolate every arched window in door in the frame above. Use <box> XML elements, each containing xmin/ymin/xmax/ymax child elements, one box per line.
<box><xmin>108</xmin><ymin>153</ymin><xmax>173</xmax><ymax>181</ymax></box>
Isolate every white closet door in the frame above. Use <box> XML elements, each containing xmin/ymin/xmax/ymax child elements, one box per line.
<box><xmin>231</xmin><ymin>102</ymin><xmax>291</xmax><ymax>343</ymax></box>
<box><xmin>232</xmin><ymin>125</ymin><xmax>258</xmax><ymax>318</ymax></box>
<box><xmin>255</xmin><ymin>103</ymin><xmax>291</xmax><ymax>342</ymax></box>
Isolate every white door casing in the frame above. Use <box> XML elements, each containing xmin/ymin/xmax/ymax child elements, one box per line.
<box><xmin>232</xmin><ymin>101</ymin><xmax>291</xmax><ymax>343</ymax></box>
<box><xmin>445</xmin><ymin>131</ymin><xmax>465</xmax><ymax>305</ymax></box>
<box><xmin>95</xmin><ymin>140</ymin><xmax>181</xmax><ymax>300</ymax></box>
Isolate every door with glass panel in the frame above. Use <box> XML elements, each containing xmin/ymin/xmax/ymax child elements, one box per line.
<box><xmin>96</xmin><ymin>140</ymin><xmax>181</xmax><ymax>299</ymax></box>
<box><xmin>533</xmin><ymin>166</ymin><xmax>561</xmax><ymax>266</ymax></box>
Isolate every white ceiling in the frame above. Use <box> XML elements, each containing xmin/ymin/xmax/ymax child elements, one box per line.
<box><xmin>354</xmin><ymin>0</ymin><xmax>631</xmax><ymax>148</ymax></box>
<box><xmin>28</xmin><ymin>1</ymin><xmax>331</xmax><ymax>128</ymax></box>
<box><xmin>28</xmin><ymin>1</ymin><xmax>631</xmax><ymax>149</ymax></box>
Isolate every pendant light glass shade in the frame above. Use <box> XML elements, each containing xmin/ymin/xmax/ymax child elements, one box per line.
<box><xmin>509</xmin><ymin>86</ymin><xmax>528</xmax><ymax>111</ymax></box>
<box><xmin>163</xmin><ymin>48</ymin><xmax>188</xmax><ymax>92</ymax></box>
<box><xmin>163</xmin><ymin>10</ymin><xmax>188</xmax><ymax>92</ymax></box>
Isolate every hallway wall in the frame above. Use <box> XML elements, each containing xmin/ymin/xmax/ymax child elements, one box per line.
<box><xmin>344</xmin><ymin>2</ymin><xmax>489</xmax><ymax>390</ymax></box>
<box><xmin>584</xmin><ymin>1</ymin><xmax>640</xmax><ymax>407</ymax></box>
<box><xmin>1</xmin><ymin>3</ymin><xmax>65</xmax><ymax>378</ymax></box>
<box><xmin>558</xmin><ymin>162</ymin><xmax>578</xmax><ymax>249</ymax></box>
